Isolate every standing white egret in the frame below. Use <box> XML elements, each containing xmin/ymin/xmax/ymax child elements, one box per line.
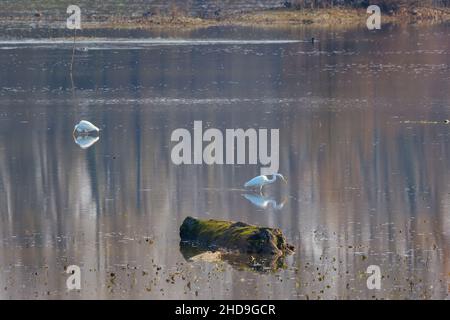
<box><xmin>244</xmin><ymin>174</ymin><xmax>287</xmax><ymax>194</ymax></box>
<box><xmin>73</xmin><ymin>120</ymin><xmax>99</xmax><ymax>135</ymax></box>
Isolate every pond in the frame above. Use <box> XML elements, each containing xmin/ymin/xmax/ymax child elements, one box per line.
<box><xmin>0</xmin><ymin>23</ymin><xmax>450</xmax><ymax>299</ymax></box>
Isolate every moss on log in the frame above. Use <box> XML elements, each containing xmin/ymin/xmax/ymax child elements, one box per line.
<box><xmin>179</xmin><ymin>216</ymin><xmax>294</xmax><ymax>256</ymax></box>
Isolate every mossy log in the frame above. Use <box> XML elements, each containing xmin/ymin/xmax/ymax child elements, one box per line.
<box><xmin>180</xmin><ymin>216</ymin><xmax>294</xmax><ymax>256</ymax></box>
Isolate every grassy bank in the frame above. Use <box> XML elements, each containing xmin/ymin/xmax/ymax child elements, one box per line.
<box><xmin>90</xmin><ymin>7</ymin><xmax>450</xmax><ymax>29</ymax></box>
<box><xmin>2</xmin><ymin>6</ymin><xmax>450</xmax><ymax>30</ymax></box>
<box><xmin>71</xmin><ymin>6</ymin><xmax>450</xmax><ymax>30</ymax></box>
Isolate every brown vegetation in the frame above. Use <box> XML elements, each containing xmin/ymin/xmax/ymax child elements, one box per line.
<box><xmin>91</xmin><ymin>5</ymin><xmax>450</xmax><ymax>30</ymax></box>
<box><xmin>2</xmin><ymin>1</ymin><xmax>450</xmax><ymax>30</ymax></box>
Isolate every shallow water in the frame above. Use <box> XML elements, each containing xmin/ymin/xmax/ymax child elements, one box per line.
<box><xmin>1</xmin><ymin>24</ymin><xmax>450</xmax><ymax>299</ymax></box>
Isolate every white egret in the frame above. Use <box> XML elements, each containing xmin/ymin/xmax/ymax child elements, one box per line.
<box><xmin>73</xmin><ymin>120</ymin><xmax>99</xmax><ymax>135</ymax></box>
<box><xmin>244</xmin><ymin>173</ymin><xmax>287</xmax><ymax>194</ymax></box>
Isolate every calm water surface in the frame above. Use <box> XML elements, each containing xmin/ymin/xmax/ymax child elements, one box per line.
<box><xmin>1</xmin><ymin>25</ymin><xmax>450</xmax><ymax>299</ymax></box>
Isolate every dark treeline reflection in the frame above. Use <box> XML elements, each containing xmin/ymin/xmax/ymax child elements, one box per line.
<box><xmin>0</xmin><ymin>25</ymin><xmax>450</xmax><ymax>299</ymax></box>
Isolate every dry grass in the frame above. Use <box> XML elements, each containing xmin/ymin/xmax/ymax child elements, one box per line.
<box><xmin>85</xmin><ymin>6</ymin><xmax>450</xmax><ymax>30</ymax></box>
<box><xmin>2</xmin><ymin>6</ymin><xmax>450</xmax><ymax>30</ymax></box>
<box><xmin>234</xmin><ymin>8</ymin><xmax>375</xmax><ymax>27</ymax></box>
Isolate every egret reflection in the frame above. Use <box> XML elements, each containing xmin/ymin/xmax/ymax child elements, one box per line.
<box><xmin>242</xmin><ymin>193</ymin><xmax>287</xmax><ymax>210</ymax></box>
<box><xmin>73</xmin><ymin>135</ymin><xmax>99</xmax><ymax>149</ymax></box>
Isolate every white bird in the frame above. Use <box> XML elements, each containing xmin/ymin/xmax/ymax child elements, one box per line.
<box><xmin>244</xmin><ymin>173</ymin><xmax>287</xmax><ymax>194</ymax></box>
<box><xmin>73</xmin><ymin>120</ymin><xmax>99</xmax><ymax>135</ymax></box>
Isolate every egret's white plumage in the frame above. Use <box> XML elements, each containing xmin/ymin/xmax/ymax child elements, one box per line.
<box><xmin>73</xmin><ymin>120</ymin><xmax>99</xmax><ymax>134</ymax></box>
<box><xmin>244</xmin><ymin>173</ymin><xmax>287</xmax><ymax>194</ymax></box>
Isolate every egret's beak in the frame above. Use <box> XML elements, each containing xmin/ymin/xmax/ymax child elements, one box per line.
<box><xmin>282</xmin><ymin>177</ymin><xmax>288</xmax><ymax>184</ymax></box>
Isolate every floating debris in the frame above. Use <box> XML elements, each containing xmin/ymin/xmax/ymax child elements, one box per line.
<box><xmin>188</xmin><ymin>251</ymin><xmax>223</xmax><ymax>263</ymax></box>
<box><xmin>400</xmin><ymin>119</ymin><xmax>450</xmax><ymax>125</ymax></box>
